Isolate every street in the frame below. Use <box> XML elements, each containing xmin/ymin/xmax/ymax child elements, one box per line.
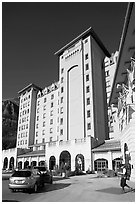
<box><xmin>2</xmin><ymin>174</ymin><xmax>135</xmax><ymax>202</ymax></box>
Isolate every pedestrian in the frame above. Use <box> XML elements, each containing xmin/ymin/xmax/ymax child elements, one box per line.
<box><xmin>120</xmin><ymin>174</ymin><xmax>133</xmax><ymax>193</ymax></box>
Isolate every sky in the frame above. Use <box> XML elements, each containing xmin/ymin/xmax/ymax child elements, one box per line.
<box><xmin>2</xmin><ymin>1</ymin><xmax>128</xmax><ymax>99</ymax></box>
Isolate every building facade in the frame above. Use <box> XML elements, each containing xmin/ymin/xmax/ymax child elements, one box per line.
<box><xmin>11</xmin><ymin>28</ymin><xmax>111</xmax><ymax>172</ymax></box>
<box><xmin>109</xmin><ymin>2</ymin><xmax>135</xmax><ymax>181</ymax></box>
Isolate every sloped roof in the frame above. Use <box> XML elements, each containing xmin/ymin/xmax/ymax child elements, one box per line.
<box><xmin>55</xmin><ymin>27</ymin><xmax>110</xmax><ymax>57</ymax></box>
<box><xmin>92</xmin><ymin>139</ymin><xmax>121</xmax><ymax>152</ymax></box>
<box><xmin>17</xmin><ymin>150</ymin><xmax>45</xmax><ymax>158</ymax></box>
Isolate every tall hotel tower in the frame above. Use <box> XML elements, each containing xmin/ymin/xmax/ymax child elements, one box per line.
<box><xmin>16</xmin><ymin>28</ymin><xmax>111</xmax><ymax>171</ymax></box>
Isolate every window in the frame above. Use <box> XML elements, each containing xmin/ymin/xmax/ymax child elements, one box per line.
<box><xmin>27</xmin><ymin>109</ymin><xmax>29</xmax><ymax>114</ymax></box>
<box><xmin>42</xmin><ymin>138</ymin><xmax>45</xmax><ymax>143</ymax></box>
<box><xmin>37</xmin><ymin>101</ymin><xmax>40</xmax><ymax>106</ymax></box>
<box><xmin>106</xmin><ymin>80</ymin><xmax>110</xmax><ymax>88</ymax></box>
<box><xmin>87</xmin><ymin>110</ymin><xmax>91</xmax><ymax>118</ymax></box>
<box><xmin>61</xmin><ymin>97</ymin><xmax>63</xmax><ymax>103</ymax></box>
<box><xmin>61</xmin><ymin>87</ymin><xmax>64</xmax><ymax>93</ymax></box>
<box><xmin>86</xmin><ymin>74</ymin><xmax>89</xmax><ymax>81</ymax></box>
<box><xmin>26</xmin><ymin>124</ymin><xmax>28</xmax><ymax>129</ymax></box>
<box><xmin>86</xmin><ymin>86</ymin><xmax>90</xmax><ymax>93</ymax></box>
<box><xmin>43</xmin><ymin>105</ymin><xmax>46</xmax><ymax>110</ymax></box>
<box><xmin>44</xmin><ymin>98</ymin><xmax>46</xmax><ymax>103</ymax></box>
<box><xmin>60</xmin><ymin>107</ymin><xmax>63</xmax><ymax>114</ymax></box>
<box><xmin>43</xmin><ymin>113</ymin><xmax>46</xmax><ymax>119</ymax></box>
<box><xmin>86</xmin><ymin>63</ymin><xmax>89</xmax><ymax>70</ymax></box>
<box><xmin>51</xmin><ymin>102</ymin><xmax>53</xmax><ymax>108</ymax></box>
<box><xmin>85</xmin><ymin>39</ymin><xmax>88</xmax><ymax>43</ymax></box>
<box><xmin>61</xmin><ymin>68</ymin><xmax>64</xmax><ymax>74</ymax></box>
<box><xmin>50</xmin><ymin>119</ymin><xmax>53</xmax><ymax>125</ymax></box>
<box><xmin>37</xmin><ymin>108</ymin><xmax>39</xmax><ymax>113</ymax></box>
<box><xmin>60</xmin><ymin>129</ymin><xmax>63</xmax><ymax>135</ymax></box>
<box><xmin>42</xmin><ymin>130</ymin><xmax>45</xmax><ymax>135</ymax></box>
<box><xmin>50</xmin><ymin>137</ymin><xmax>53</xmax><ymax>142</ymax></box>
<box><xmin>37</xmin><ymin>116</ymin><xmax>39</xmax><ymax>121</ymax></box>
<box><xmin>51</xmin><ymin>94</ymin><xmax>54</xmax><ymax>100</ymax></box>
<box><xmin>87</xmin><ymin>98</ymin><xmax>90</xmax><ymax>105</ymax></box>
<box><xmin>60</xmin><ymin>118</ymin><xmax>63</xmax><ymax>125</ymax></box>
<box><xmin>61</xmin><ymin>77</ymin><xmax>64</xmax><ymax>83</ymax></box>
<box><xmin>105</xmin><ymin>70</ymin><xmax>109</xmax><ymax>77</ymax></box>
<box><xmin>36</xmin><ymin>140</ymin><xmax>38</xmax><ymax>144</ymax></box>
<box><xmin>25</xmin><ymin>140</ymin><xmax>27</xmax><ymax>144</ymax></box>
<box><xmin>43</xmin><ymin>121</ymin><xmax>45</xmax><ymax>127</ymax></box>
<box><xmin>50</xmin><ymin>128</ymin><xmax>53</xmax><ymax>133</ymax></box>
<box><xmin>85</xmin><ymin>53</ymin><xmax>88</xmax><ymax>60</ymax></box>
<box><xmin>36</xmin><ymin>132</ymin><xmax>38</xmax><ymax>137</ymax></box>
<box><xmin>50</xmin><ymin>110</ymin><xmax>53</xmax><ymax>116</ymax></box>
<box><xmin>94</xmin><ymin>159</ymin><xmax>108</xmax><ymax>172</ymax></box>
<box><xmin>87</xmin><ymin>123</ymin><xmax>91</xmax><ymax>130</ymax></box>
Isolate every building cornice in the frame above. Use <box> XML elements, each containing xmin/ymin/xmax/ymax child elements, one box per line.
<box><xmin>54</xmin><ymin>27</ymin><xmax>111</xmax><ymax>57</ymax></box>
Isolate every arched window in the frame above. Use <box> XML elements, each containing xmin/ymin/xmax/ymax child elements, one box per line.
<box><xmin>3</xmin><ymin>157</ymin><xmax>8</xmax><ymax>169</ymax></box>
<box><xmin>75</xmin><ymin>154</ymin><xmax>85</xmax><ymax>171</ymax></box>
<box><xmin>9</xmin><ymin>157</ymin><xmax>14</xmax><ymax>170</ymax></box>
<box><xmin>49</xmin><ymin>156</ymin><xmax>56</xmax><ymax>170</ymax></box>
<box><xmin>94</xmin><ymin>159</ymin><xmax>108</xmax><ymax>172</ymax></box>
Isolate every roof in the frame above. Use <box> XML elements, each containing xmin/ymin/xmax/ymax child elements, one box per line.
<box><xmin>92</xmin><ymin>139</ymin><xmax>121</xmax><ymax>152</ymax></box>
<box><xmin>109</xmin><ymin>3</ymin><xmax>135</xmax><ymax>106</ymax></box>
<box><xmin>54</xmin><ymin>27</ymin><xmax>111</xmax><ymax>57</ymax></box>
<box><xmin>18</xmin><ymin>83</ymin><xmax>42</xmax><ymax>95</ymax></box>
<box><xmin>17</xmin><ymin>150</ymin><xmax>45</xmax><ymax>158</ymax></box>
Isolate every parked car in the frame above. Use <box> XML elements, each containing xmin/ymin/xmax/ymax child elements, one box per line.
<box><xmin>33</xmin><ymin>166</ymin><xmax>53</xmax><ymax>184</ymax></box>
<box><xmin>8</xmin><ymin>169</ymin><xmax>44</xmax><ymax>193</ymax></box>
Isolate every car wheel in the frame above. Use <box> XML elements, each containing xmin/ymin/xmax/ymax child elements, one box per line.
<box><xmin>33</xmin><ymin>183</ymin><xmax>38</xmax><ymax>193</ymax></box>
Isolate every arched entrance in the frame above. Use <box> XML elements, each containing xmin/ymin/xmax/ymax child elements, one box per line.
<box><xmin>38</xmin><ymin>161</ymin><xmax>45</xmax><ymax>166</ymax></box>
<box><xmin>59</xmin><ymin>150</ymin><xmax>71</xmax><ymax>170</ymax></box>
<box><xmin>18</xmin><ymin>161</ymin><xmax>22</xmax><ymax>169</ymax></box>
<box><xmin>49</xmin><ymin>156</ymin><xmax>56</xmax><ymax>170</ymax></box>
<box><xmin>24</xmin><ymin>161</ymin><xmax>29</xmax><ymax>169</ymax></box>
<box><xmin>94</xmin><ymin>158</ymin><xmax>108</xmax><ymax>172</ymax></box>
<box><xmin>75</xmin><ymin>154</ymin><xmax>85</xmax><ymax>171</ymax></box>
<box><xmin>31</xmin><ymin>161</ymin><xmax>37</xmax><ymax>167</ymax></box>
<box><xmin>3</xmin><ymin>157</ymin><xmax>8</xmax><ymax>169</ymax></box>
<box><xmin>9</xmin><ymin>157</ymin><xmax>14</xmax><ymax>170</ymax></box>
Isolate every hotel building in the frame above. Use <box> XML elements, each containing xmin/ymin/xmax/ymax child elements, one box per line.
<box><xmin>15</xmin><ymin>27</ymin><xmax>110</xmax><ymax>172</ymax></box>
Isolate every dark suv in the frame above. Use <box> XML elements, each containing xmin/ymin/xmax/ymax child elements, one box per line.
<box><xmin>33</xmin><ymin>166</ymin><xmax>53</xmax><ymax>184</ymax></box>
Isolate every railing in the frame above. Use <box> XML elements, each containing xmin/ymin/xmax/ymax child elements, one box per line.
<box><xmin>59</xmin><ymin>140</ymin><xmax>71</xmax><ymax>146</ymax></box>
<box><xmin>75</xmin><ymin>138</ymin><xmax>86</xmax><ymax>143</ymax></box>
<box><xmin>48</xmin><ymin>141</ymin><xmax>56</xmax><ymax>147</ymax></box>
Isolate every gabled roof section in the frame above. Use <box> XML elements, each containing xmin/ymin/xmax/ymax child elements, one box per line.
<box><xmin>92</xmin><ymin>139</ymin><xmax>121</xmax><ymax>152</ymax></box>
<box><xmin>18</xmin><ymin>83</ymin><xmax>42</xmax><ymax>95</ymax></box>
<box><xmin>55</xmin><ymin>27</ymin><xmax>111</xmax><ymax>57</ymax></box>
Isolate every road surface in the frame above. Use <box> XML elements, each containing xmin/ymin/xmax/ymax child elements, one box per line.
<box><xmin>2</xmin><ymin>174</ymin><xmax>135</xmax><ymax>202</ymax></box>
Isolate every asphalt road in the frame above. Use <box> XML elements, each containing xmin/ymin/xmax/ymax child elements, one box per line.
<box><xmin>2</xmin><ymin>175</ymin><xmax>135</xmax><ymax>202</ymax></box>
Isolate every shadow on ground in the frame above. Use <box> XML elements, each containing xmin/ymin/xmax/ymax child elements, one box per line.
<box><xmin>30</xmin><ymin>182</ymin><xmax>71</xmax><ymax>194</ymax></box>
<box><xmin>96</xmin><ymin>187</ymin><xmax>135</xmax><ymax>195</ymax></box>
<box><xmin>2</xmin><ymin>200</ymin><xmax>19</xmax><ymax>202</ymax></box>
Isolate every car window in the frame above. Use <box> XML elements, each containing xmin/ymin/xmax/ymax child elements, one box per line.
<box><xmin>12</xmin><ymin>171</ymin><xmax>31</xmax><ymax>177</ymax></box>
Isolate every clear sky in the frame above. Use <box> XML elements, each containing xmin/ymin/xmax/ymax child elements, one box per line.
<box><xmin>2</xmin><ymin>2</ymin><xmax>128</xmax><ymax>99</ymax></box>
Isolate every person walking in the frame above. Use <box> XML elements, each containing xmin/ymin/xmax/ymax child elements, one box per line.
<box><xmin>120</xmin><ymin>174</ymin><xmax>133</xmax><ymax>193</ymax></box>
